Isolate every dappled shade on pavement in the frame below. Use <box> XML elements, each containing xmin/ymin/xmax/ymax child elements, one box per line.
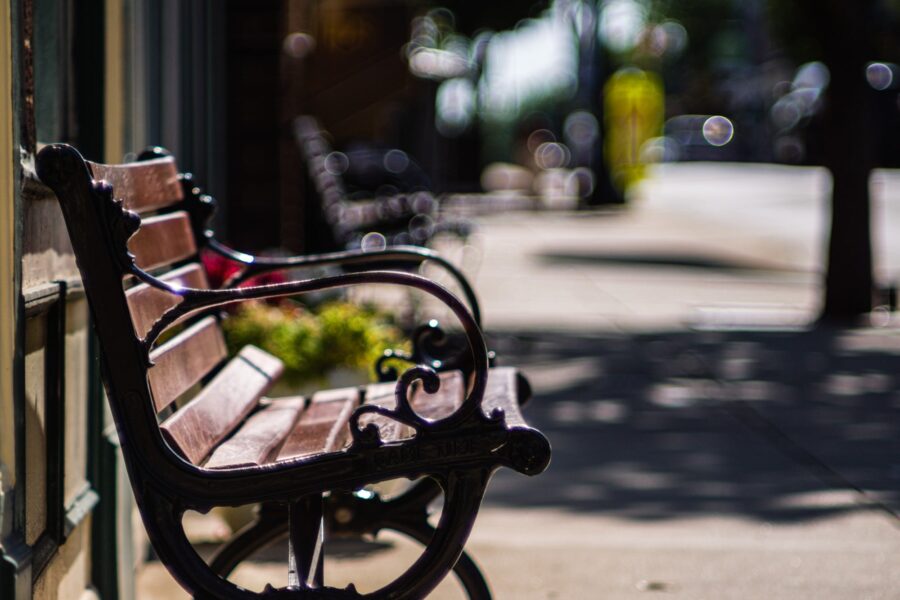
<box><xmin>486</xmin><ymin>326</ymin><xmax>900</xmax><ymax>525</ymax></box>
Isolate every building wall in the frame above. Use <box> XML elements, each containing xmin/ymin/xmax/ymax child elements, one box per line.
<box><xmin>1</xmin><ymin>1</ymin><xmax>102</xmax><ymax>597</ymax></box>
<box><xmin>223</xmin><ymin>0</ymin><xmax>421</xmax><ymax>252</ymax></box>
<box><xmin>293</xmin><ymin>0</ymin><xmax>416</xmax><ymax>143</ymax></box>
<box><xmin>0</xmin><ymin>0</ymin><xmax>18</xmax><ymax>536</ymax></box>
<box><xmin>0</xmin><ymin>1</ymin><xmax>226</xmax><ymax>598</ymax></box>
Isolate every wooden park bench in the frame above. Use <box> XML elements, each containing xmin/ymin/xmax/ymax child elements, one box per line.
<box><xmin>36</xmin><ymin>143</ymin><xmax>550</xmax><ymax>599</ymax></box>
<box><xmin>294</xmin><ymin>116</ymin><xmax>471</xmax><ymax>252</ymax></box>
<box><xmin>127</xmin><ymin>147</ymin><xmax>503</xmax><ymax>591</ymax></box>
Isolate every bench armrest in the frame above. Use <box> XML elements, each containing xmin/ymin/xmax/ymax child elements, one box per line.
<box><xmin>207</xmin><ymin>238</ymin><xmax>482</xmax><ymax>326</ymax></box>
<box><xmin>136</xmin><ymin>268</ymin><xmax>490</xmax><ymax>430</ymax></box>
<box><xmin>158</xmin><ymin>150</ymin><xmax>480</xmax><ymax>323</ymax></box>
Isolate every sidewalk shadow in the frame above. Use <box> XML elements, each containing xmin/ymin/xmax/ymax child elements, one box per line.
<box><xmin>539</xmin><ymin>249</ymin><xmax>794</xmax><ymax>274</ymax></box>
<box><xmin>484</xmin><ymin>326</ymin><xmax>900</xmax><ymax>525</ymax></box>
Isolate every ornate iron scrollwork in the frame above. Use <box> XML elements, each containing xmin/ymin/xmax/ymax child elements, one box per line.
<box><xmin>92</xmin><ymin>180</ymin><xmax>142</xmax><ymax>274</ymax></box>
<box><xmin>374</xmin><ymin>348</ymin><xmax>415</xmax><ymax>382</ymax></box>
<box><xmin>179</xmin><ymin>173</ymin><xmax>218</xmax><ymax>243</ymax></box>
<box><xmin>349</xmin><ymin>365</ymin><xmax>441</xmax><ymax>448</ymax></box>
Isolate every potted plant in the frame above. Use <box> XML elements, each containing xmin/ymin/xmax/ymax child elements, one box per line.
<box><xmin>221</xmin><ymin>299</ymin><xmax>408</xmax><ymax>395</ymax></box>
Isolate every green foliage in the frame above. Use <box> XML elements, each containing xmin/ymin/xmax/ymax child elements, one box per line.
<box><xmin>222</xmin><ymin>300</ymin><xmax>408</xmax><ymax>386</ymax></box>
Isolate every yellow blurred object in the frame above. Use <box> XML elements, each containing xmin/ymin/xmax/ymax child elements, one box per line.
<box><xmin>604</xmin><ymin>68</ymin><xmax>664</xmax><ymax>190</ymax></box>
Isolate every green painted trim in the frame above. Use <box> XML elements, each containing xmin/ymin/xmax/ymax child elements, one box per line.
<box><xmin>0</xmin><ymin>533</ymin><xmax>32</xmax><ymax>600</ymax></box>
<box><xmin>89</xmin><ymin>417</ymin><xmax>129</xmax><ymax>600</ymax></box>
<box><xmin>27</xmin><ymin>280</ymin><xmax>68</xmax><ymax>583</ymax></box>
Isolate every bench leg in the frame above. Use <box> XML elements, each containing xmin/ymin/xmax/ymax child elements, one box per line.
<box><xmin>210</xmin><ymin>482</ymin><xmax>493</xmax><ymax>599</ymax></box>
<box><xmin>211</xmin><ymin>509</ymin><xmax>493</xmax><ymax>599</ymax></box>
<box><xmin>387</xmin><ymin>518</ymin><xmax>492</xmax><ymax>600</ymax></box>
<box><xmin>209</xmin><ymin>504</ymin><xmax>287</xmax><ymax>576</ymax></box>
<box><xmin>288</xmin><ymin>494</ymin><xmax>325</xmax><ymax>589</ymax></box>
<box><xmin>140</xmin><ymin>470</ymin><xmax>491</xmax><ymax>598</ymax></box>
<box><xmin>350</xmin><ymin>479</ymin><xmax>493</xmax><ymax>598</ymax></box>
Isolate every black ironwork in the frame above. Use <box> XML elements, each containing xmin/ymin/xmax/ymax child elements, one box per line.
<box><xmin>375</xmin><ymin>320</ymin><xmax>499</xmax><ymax>384</ymax></box>
<box><xmin>138</xmin><ymin>145</ymin><xmax>506</xmax><ymax>598</ymax></box>
<box><xmin>209</xmin><ymin>484</ymin><xmax>493</xmax><ymax>600</ymax></box>
<box><xmin>36</xmin><ymin>143</ymin><xmax>550</xmax><ymax>599</ymax></box>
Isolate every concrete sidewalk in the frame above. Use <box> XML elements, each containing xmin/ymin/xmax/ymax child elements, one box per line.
<box><xmin>138</xmin><ymin>163</ymin><xmax>900</xmax><ymax>598</ymax></box>
<box><xmin>469</xmin><ymin>327</ymin><xmax>900</xmax><ymax>599</ymax></box>
<box><xmin>459</xmin><ymin>163</ymin><xmax>899</xmax><ymax>598</ymax></box>
<box><xmin>467</xmin><ymin>163</ymin><xmax>900</xmax><ymax>332</ymax></box>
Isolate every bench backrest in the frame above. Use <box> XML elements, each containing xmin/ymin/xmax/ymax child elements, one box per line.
<box><xmin>294</xmin><ymin>116</ymin><xmax>347</xmax><ymax>222</ymax></box>
<box><xmin>40</xmin><ymin>146</ymin><xmax>283</xmax><ymax>468</ymax></box>
<box><xmin>293</xmin><ymin>116</ymin><xmax>356</xmax><ymax>251</ymax></box>
<box><xmin>293</xmin><ymin>116</ymin><xmax>431</xmax><ymax>249</ymax></box>
<box><xmin>293</xmin><ymin>116</ymin><xmax>455</xmax><ymax>252</ymax></box>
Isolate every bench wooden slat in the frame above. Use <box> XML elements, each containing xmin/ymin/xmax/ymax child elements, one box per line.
<box><xmin>365</xmin><ymin>371</ymin><xmax>465</xmax><ymax>418</ymax></box>
<box><xmin>408</xmin><ymin>370</ymin><xmax>466</xmax><ymax>422</ymax></box>
<box><xmin>479</xmin><ymin>367</ymin><xmax>526</xmax><ymax>427</ymax></box>
<box><xmin>126</xmin><ymin>263</ymin><xmax>210</xmax><ymax>338</ymax></box>
<box><xmin>362</xmin><ymin>371</ymin><xmax>465</xmax><ymax>442</ymax></box>
<box><xmin>148</xmin><ymin>316</ymin><xmax>227</xmax><ymax>411</ymax></box>
<box><xmin>128</xmin><ymin>211</ymin><xmax>197</xmax><ymax>271</ymax></box>
<box><xmin>88</xmin><ymin>157</ymin><xmax>184</xmax><ymax>214</ymax></box>
<box><xmin>276</xmin><ymin>387</ymin><xmax>360</xmax><ymax>461</ymax></box>
<box><xmin>357</xmin><ymin>393</ymin><xmax>413</xmax><ymax>443</ymax></box>
<box><xmin>205</xmin><ymin>396</ymin><xmax>306</xmax><ymax>469</ymax></box>
<box><xmin>160</xmin><ymin>345</ymin><xmax>284</xmax><ymax>465</ymax></box>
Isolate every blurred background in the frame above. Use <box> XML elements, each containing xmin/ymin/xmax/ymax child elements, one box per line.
<box><xmin>145</xmin><ymin>1</ymin><xmax>900</xmax><ymax>597</ymax></box>
<box><xmin>186</xmin><ymin>0</ymin><xmax>900</xmax><ymax>322</ymax></box>
<box><xmin>5</xmin><ymin>0</ymin><xmax>900</xmax><ymax>598</ymax></box>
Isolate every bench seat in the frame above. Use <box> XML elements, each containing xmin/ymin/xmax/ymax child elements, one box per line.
<box><xmin>160</xmin><ymin>347</ymin><xmax>522</xmax><ymax>470</ymax></box>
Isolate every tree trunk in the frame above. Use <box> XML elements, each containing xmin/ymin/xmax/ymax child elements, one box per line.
<box><xmin>817</xmin><ymin>1</ymin><xmax>877</xmax><ymax>321</ymax></box>
<box><xmin>821</xmin><ymin>66</ymin><xmax>875</xmax><ymax>319</ymax></box>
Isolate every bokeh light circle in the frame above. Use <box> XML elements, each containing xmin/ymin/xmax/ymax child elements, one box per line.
<box><xmin>360</xmin><ymin>232</ymin><xmax>387</xmax><ymax>252</ymax></box>
<box><xmin>324</xmin><ymin>152</ymin><xmax>349</xmax><ymax>175</ymax></box>
<box><xmin>383</xmin><ymin>150</ymin><xmax>409</xmax><ymax>174</ymax></box>
<box><xmin>702</xmin><ymin>116</ymin><xmax>734</xmax><ymax>147</ymax></box>
<box><xmin>866</xmin><ymin>62</ymin><xmax>894</xmax><ymax>91</ymax></box>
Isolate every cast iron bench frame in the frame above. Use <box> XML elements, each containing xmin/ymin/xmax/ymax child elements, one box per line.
<box><xmin>36</xmin><ymin>143</ymin><xmax>550</xmax><ymax>599</ymax></box>
<box><xmin>134</xmin><ymin>147</ymin><xmax>508</xmax><ymax>596</ymax></box>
